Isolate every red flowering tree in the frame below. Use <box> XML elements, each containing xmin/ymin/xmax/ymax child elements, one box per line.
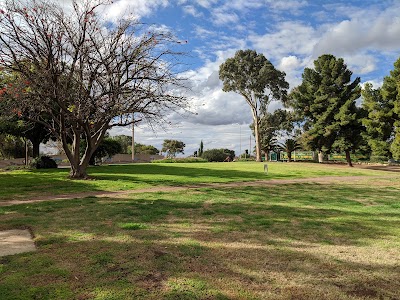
<box><xmin>0</xmin><ymin>0</ymin><xmax>188</xmax><ymax>178</ymax></box>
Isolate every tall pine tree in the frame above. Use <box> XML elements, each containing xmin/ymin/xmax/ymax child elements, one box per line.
<box><xmin>381</xmin><ymin>58</ymin><xmax>400</xmax><ymax>160</ymax></box>
<box><xmin>361</xmin><ymin>83</ymin><xmax>394</xmax><ymax>159</ymax></box>
<box><xmin>290</xmin><ymin>54</ymin><xmax>363</xmax><ymax>166</ymax></box>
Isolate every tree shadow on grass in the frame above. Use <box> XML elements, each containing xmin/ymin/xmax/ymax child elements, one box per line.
<box><xmin>1</xmin><ymin>182</ymin><xmax>400</xmax><ymax>299</ymax></box>
<box><xmin>0</xmin><ymin>170</ymin><xmax>102</xmax><ymax>201</ymax></box>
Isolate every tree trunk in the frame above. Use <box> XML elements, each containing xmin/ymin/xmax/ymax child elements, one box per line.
<box><xmin>265</xmin><ymin>150</ymin><xmax>270</xmax><ymax>161</ymax></box>
<box><xmin>345</xmin><ymin>150</ymin><xmax>353</xmax><ymax>167</ymax></box>
<box><xmin>69</xmin><ymin>164</ymin><xmax>88</xmax><ymax>179</ymax></box>
<box><xmin>31</xmin><ymin>138</ymin><xmax>40</xmax><ymax>158</ymax></box>
<box><xmin>253</xmin><ymin>116</ymin><xmax>262</xmax><ymax>162</ymax></box>
<box><xmin>318</xmin><ymin>151</ymin><xmax>324</xmax><ymax>163</ymax></box>
<box><xmin>288</xmin><ymin>152</ymin><xmax>292</xmax><ymax>162</ymax></box>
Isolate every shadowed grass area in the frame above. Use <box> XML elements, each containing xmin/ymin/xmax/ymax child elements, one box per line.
<box><xmin>0</xmin><ymin>162</ymin><xmax>392</xmax><ymax>201</ymax></box>
<box><xmin>0</xmin><ymin>175</ymin><xmax>400</xmax><ymax>299</ymax></box>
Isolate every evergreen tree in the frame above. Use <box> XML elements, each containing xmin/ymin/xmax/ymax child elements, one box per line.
<box><xmin>381</xmin><ymin>58</ymin><xmax>400</xmax><ymax>160</ymax></box>
<box><xmin>361</xmin><ymin>83</ymin><xmax>394</xmax><ymax>159</ymax></box>
<box><xmin>289</xmin><ymin>54</ymin><xmax>363</xmax><ymax>166</ymax></box>
<box><xmin>277</xmin><ymin>138</ymin><xmax>302</xmax><ymax>162</ymax></box>
<box><xmin>198</xmin><ymin>140</ymin><xmax>204</xmax><ymax>157</ymax></box>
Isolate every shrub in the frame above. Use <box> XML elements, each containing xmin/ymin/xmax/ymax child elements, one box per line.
<box><xmin>30</xmin><ymin>155</ymin><xmax>58</xmax><ymax>169</ymax></box>
<box><xmin>369</xmin><ymin>156</ymin><xmax>389</xmax><ymax>163</ymax></box>
<box><xmin>152</xmin><ymin>157</ymin><xmax>208</xmax><ymax>163</ymax></box>
<box><xmin>202</xmin><ymin>149</ymin><xmax>235</xmax><ymax>162</ymax></box>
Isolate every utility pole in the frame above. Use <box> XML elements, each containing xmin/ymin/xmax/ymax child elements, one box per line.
<box><xmin>239</xmin><ymin>125</ymin><xmax>242</xmax><ymax>159</ymax></box>
<box><xmin>131</xmin><ymin>114</ymin><xmax>135</xmax><ymax>161</ymax></box>
<box><xmin>249</xmin><ymin>135</ymin><xmax>251</xmax><ymax>157</ymax></box>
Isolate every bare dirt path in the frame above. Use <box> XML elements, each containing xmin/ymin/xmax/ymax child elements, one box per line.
<box><xmin>1</xmin><ymin>174</ymin><xmax>397</xmax><ymax>207</ymax></box>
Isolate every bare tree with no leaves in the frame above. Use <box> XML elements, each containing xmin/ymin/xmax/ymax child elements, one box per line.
<box><xmin>0</xmin><ymin>0</ymin><xmax>188</xmax><ymax>178</ymax></box>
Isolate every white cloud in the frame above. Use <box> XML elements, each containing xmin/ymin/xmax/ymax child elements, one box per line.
<box><xmin>249</xmin><ymin>21</ymin><xmax>319</xmax><ymax>59</ymax></box>
<box><xmin>361</xmin><ymin>79</ymin><xmax>383</xmax><ymax>89</ymax></box>
<box><xmin>266</xmin><ymin>0</ymin><xmax>308</xmax><ymax>12</ymax></box>
<box><xmin>101</xmin><ymin>0</ymin><xmax>169</xmax><ymax>21</ymax></box>
<box><xmin>182</xmin><ymin>5</ymin><xmax>202</xmax><ymax>17</ymax></box>
<box><xmin>279</xmin><ymin>56</ymin><xmax>301</xmax><ymax>72</ymax></box>
<box><xmin>211</xmin><ymin>9</ymin><xmax>240</xmax><ymax>26</ymax></box>
<box><xmin>313</xmin><ymin>5</ymin><xmax>400</xmax><ymax>56</ymax></box>
<box><xmin>195</xmin><ymin>0</ymin><xmax>218</xmax><ymax>9</ymax></box>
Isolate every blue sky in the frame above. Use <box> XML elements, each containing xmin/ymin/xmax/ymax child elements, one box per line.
<box><xmin>72</xmin><ymin>1</ymin><xmax>400</xmax><ymax>156</ymax></box>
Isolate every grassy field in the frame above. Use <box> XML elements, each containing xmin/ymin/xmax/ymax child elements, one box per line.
<box><xmin>0</xmin><ymin>162</ymin><xmax>400</xmax><ymax>299</ymax></box>
<box><xmin>0</xmin><ymin>162</ymin><xmax>389</xmax><ymax>201</ymax></box>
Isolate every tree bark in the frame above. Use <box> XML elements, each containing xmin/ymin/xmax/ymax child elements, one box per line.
<box><xmin>345</xmin><ymin>150</ymin><xmax>353</xmax><ymax>167</ymax></box>
<box><xmin>253</xmin><ymin>115</ymin><xmax>262</xmax><ymax>162</ymax></box>
<box><xmin>288</xmin><ymin>152</ymin><xmax>292</xmax><ymax>162</ymax></box>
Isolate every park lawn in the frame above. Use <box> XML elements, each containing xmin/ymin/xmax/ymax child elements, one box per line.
<box><xmin>0</xmin><ymin>175</ymin><xmax>400</xmax><ymax>299</ymax></box>
<box><xmin>0</xmin><ymin>162</ymin><xmax>392</xmax><ymax>202</ymax></box>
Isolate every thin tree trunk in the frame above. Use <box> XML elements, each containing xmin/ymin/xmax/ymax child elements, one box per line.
<box><xmin>345</xmin><ymin>150</ymin><xmax>353</xmax><ymax>167</ymax></box>
<box><xmin>288</xmin><ymin>152</ymin><xmax>292</xmax><ymax>162</ymax></box>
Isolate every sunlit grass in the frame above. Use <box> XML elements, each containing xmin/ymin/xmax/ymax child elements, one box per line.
<box><xmin>0</xmin><ymin>161</ymin><xmax>392</xmax><ymax>201</ymax></box>
<box><xmin>0</xmin><ymin>172</ymin><xmax>400</xmax><ymax>299</ymax></box>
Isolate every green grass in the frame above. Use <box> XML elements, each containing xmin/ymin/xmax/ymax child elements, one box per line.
<box><xmin>0</xmin><ymin>162</ymin><xmax>399</xmax><ymax>299</ymax></box>
<box><xmin>0</xmin><ymin>162</ymin><xmax>391</xmax><ymax>201</ymax></box>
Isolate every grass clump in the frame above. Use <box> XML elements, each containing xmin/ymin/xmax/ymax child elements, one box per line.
<box><xmin>118</xmin><ymin>222</ymin><xmax>149</xmax><ymax>230</ymax></box>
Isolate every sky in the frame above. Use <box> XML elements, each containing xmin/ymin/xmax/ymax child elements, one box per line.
<box><xmin>64</xmin><ymin>1</ymin><xmax>400</xmax><ymax>156</ymax></box>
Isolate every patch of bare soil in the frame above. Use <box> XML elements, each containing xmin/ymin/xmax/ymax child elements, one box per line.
<box><xmin>0</xmin><ymin>229</ymin><xmax>36</xmax><ymax>256</ymax></box>
<box><xmin>0</xmin><ymin>175</ymin><xmax>396</xmax><ymax>207</ymax></box>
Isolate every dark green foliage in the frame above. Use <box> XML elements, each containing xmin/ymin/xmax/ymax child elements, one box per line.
<box><xmin>289</xmin><ymin>54</ymin><xmax>363</xmax><ymax>166</ymax></box>
<box><xmin>0</xmin><ymin>134</ymin><xmax>29</xmax><ymax>159</ymax></box>
<box><xmin>252</xmin><ymin>109</ymin><xmax>294</xmax><ymax>159</ymax></box>
<box><xmin>30</xmin><ymin>155</ymin><xmax>58</xmax><ymax>169</ymax></box>
<box><xmin>278</xmin><ymin>139</ymin><xmax>302</xmax><ymax>162</ymax></box>
<box><xmin>111</xmin><ymin>135</ymin><xmax>132</xmax><ymax>154</ymax></box>
<box><xmin>162</xmin><ymin>139</ymin><xmax>185</xmax><ymax>158</ymax></box>
<box><xmin>198</xmin><ymin>140</ymin><xmax>204</xmax><ymax>157</ymax></box>
<box><xmin>219</xmin><ymin>49</ymin><xmax>289</xmax><ymax>161</ymax></box>
<box><xmin>91</xmin><ymin>138</ymin><xmax>122</xmax><ymax>165</ymax></box>
<box><xmin>0</xmin><ymin>70</ymin><xmax>52</xmax><ymax>158</ymax></box>
<box><xmin>382</xmin><ymin>57</ymin><xmax>400</xmax><ymax>159</ymax></box>
<box><xmin>81</xmin><ymin>137</ymin><xmax>122</xmax><ymax>165</ymax></box>
<box><xmin>362</xmin><ymin>57</ymin><xmax>400</xmax><ymax>160</ymax></box>
<box><xmin>361</xmin><ymin>83</ymin><xmax>393</xmax><ymax>159</ymax></box>
<box><xmin>134</xmin><ymin>143</ymin><xmax>159</xmax><ymax>155</ymax></box>
<box><xmin>202</xmin><ymin>149</ymin><xmax>235</xmax><ymax>162</ymax></box>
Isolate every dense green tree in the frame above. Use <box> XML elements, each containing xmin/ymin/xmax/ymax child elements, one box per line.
<box><xmin>381</xmin><ymin>58</ymin><xmax>400</xmax><ymax>160</ymax></box>
<box><xmin>219</xmin><ymin>49</ymin><xmax>289</xmax><ymax>162</ymax></box>
<box><xmin>81</xmin><ymin>137</ymin><xmax>122</xmax><ymax>165</ymax></box>
<box><xmin>135</xmin><ymin>143</ymin><xmax>159</xmax><ymax>155</ymax></box>
<box><xmin>252</xmin><ymin>109</ymin><xmax>294</xmax><ymax>160</ymax></box>
<box><xmin>260</xmin><ymin>134</ymin><xmax>278</xmax><ymax>161</ymax></box>
<box><xmin>278</xmin><ymin>138</ymin><xmax>302</xmax><ymax>162</ymax></box>
<box><xmin>0</xmin><ymin>133</ymin><xmax>29</xmax><ymax>159</ymax></box>
<box><xmin>202</xmin><ymin>148</ymin><xmax>235</xmax><ymax>162</ymax></box>
<box><xmin>198</xmin><ymin>140</ymin><xmax>204</xmax><ymax>157</ymax></box>
<box><xmin>289</xmin><ymin>54</ymin><xmax>363</xmax><ymax>166</ymax></box>
<box><xmin>361</xmin><ymin>83</ymin><xmax>394</xmax><ymax>159</ymax></box>
<box><xmin>112</xmin><ymin>135</ymin><xmax>132</xmax><ymax>154</ymax></box>
<box><xmin>162</xmin><ymin>140</ymin><xmax>185</xmax><ymax>158</ymax></box>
